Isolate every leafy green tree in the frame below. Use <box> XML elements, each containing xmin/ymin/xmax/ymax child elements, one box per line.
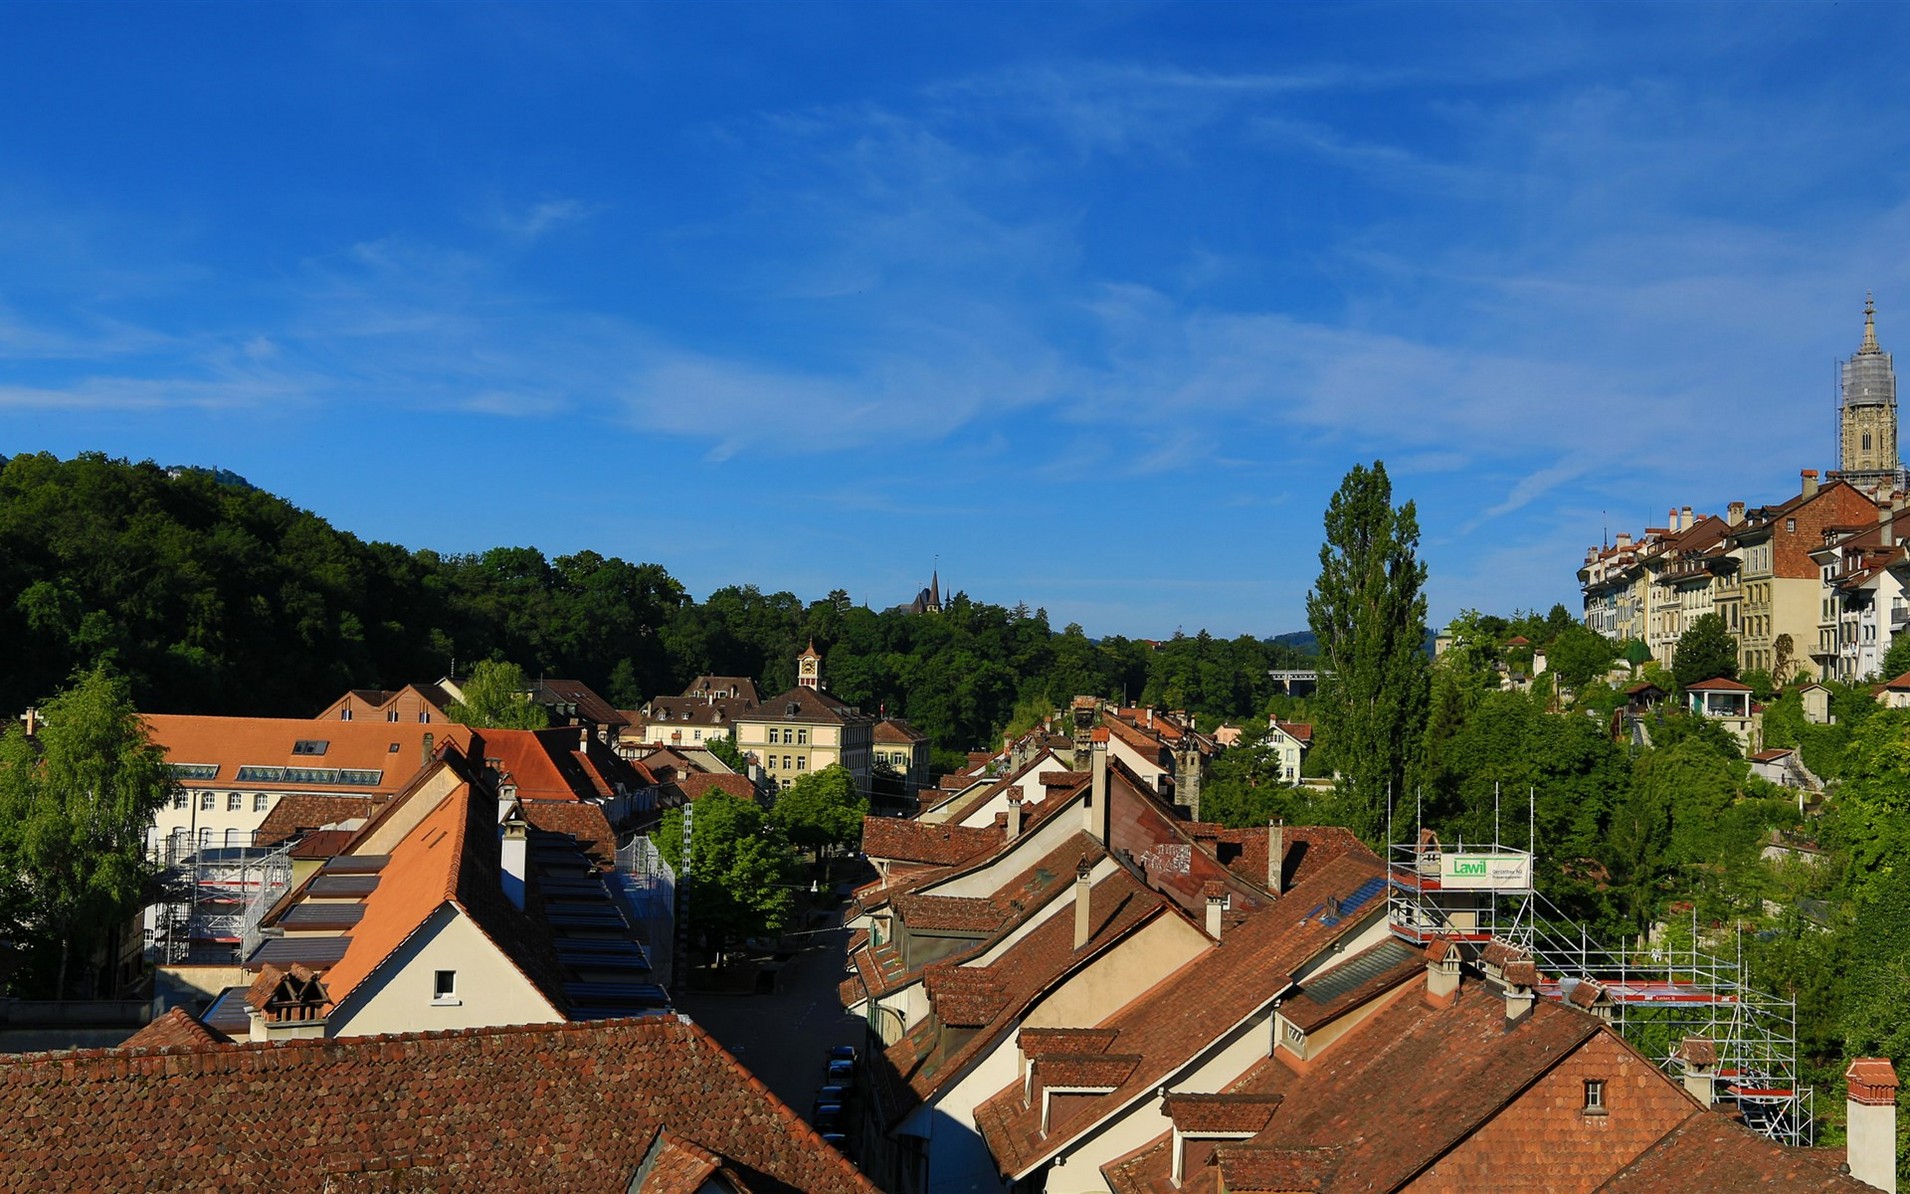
<box><xmin>1199</xmin><ymin>725</ymin><xmax>1310</xmax><ymax>829</ymax></box>
<box><xmin>1549</xmin><ymin>624</ymin><xmax>1618</xmax><ymax>695</ymax></box>
<box><xmin>1672</xmin><ymin>613</ymin><xmax>1738</xmax><ymax>688</ymax></box>
<box><xmin>1306</xmin><ymin>461</ymin><xmax>1429</xmax><ymax>841</ymax></box>
<box><xmin>1882</xmin><ymin>634</ymin><xmax>1910</xmax><ymax>682</ymax></box>
<box><xmin>0</xmin><ymin>666</ymin><xmax>179</xmax><ymax>997</ymax></box>
<box><xmin>703</xmin><ymin>733</ymin><xmax>749</xmax><ymax>773</ymax></box>
<box><xmin>656</xmin><ymin>793</ymin><xmax>803</xmax><ymax>955</ymax></box>
<box><xmin>446</xmin><ymin>660</ymin><xmax>550</xmax><ymax>729</ymax></box>
<box><xmin>770</xmin><ymin>765</ymin><xmax>868</xmax><ymax>855</ymax></box>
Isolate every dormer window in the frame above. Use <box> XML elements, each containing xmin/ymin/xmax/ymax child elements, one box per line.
<box><xmin>1583</xmin><ymin>1079</ymin><xmax>1606</xmax><ymax>1114</ymax></box>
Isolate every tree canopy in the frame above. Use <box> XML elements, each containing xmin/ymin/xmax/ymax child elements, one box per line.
<box><xmin>0</xmin><ymin>665</ymin><xmax>178</xmax><ymax>997</ymax></box>
<box><xmin>445</xmin><ymin>659</ymin><xmax>550</xmax><ymax>729</ymax></box>
<box><xmin>770</xmin><ymin>765</ymin><xmax>867</xmax><ymax>855</ymax></box>
<box><xmin>1306</xmin><ymin>461</ymin><xmax>1429</xmax><ymax>841</ymax></box>
<box><xmin>1672</xmin><ymin>613</ymin><xmax>1738</xmax><ymax>688</ymax></box>
<box><xmin>656</xmin><ymin>794</ymin><xmax>803</xmax><ymax>953</ymax></box>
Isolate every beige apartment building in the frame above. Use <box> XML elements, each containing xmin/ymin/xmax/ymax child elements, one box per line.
<box><xmin>732</xmin><ymin>646</ymin><xmax>874</xmax><ymax>792</ymax></box>
<box><xmin>1730</xmin><ymin>473</ymin><xmax>1876</xmax><ymax>678</ymax></box>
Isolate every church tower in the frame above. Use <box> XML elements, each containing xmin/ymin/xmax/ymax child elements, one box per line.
<box><xmin>797</xmin><ymin>642</ymin><xmax>823</xmax><ymax>691</ymax></box>
<box><xmin>1839</xmin><ymin>294</ymin><xmax>1902</xmax><ymax>493</ymax></box>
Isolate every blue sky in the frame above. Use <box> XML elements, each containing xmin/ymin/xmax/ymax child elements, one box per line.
<box><xmin>5</xmin><ymin>3</ymin><xmax>1909</xmax><ymax>639</ymax></box>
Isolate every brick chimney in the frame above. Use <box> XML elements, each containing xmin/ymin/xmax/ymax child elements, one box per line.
<box><xmin>1503</xmin><ymin>958</ymin><xmax>1538</xmax><ymax>1025</ymax></box>
<box><xmin>1803</xmin><ymin>468</ymin><xmax>1820</xmax><ymax>498</ymax></box>
<box><xmin>1677</xmin><ymin>1037</ymin><xmax>1718</xmax><ymax>1106</ymax></box>
<box><xmin>1847</xmin><ymin>1057</ymin><xmax>1899</xmax><ymax>1193</ymax></box>
<box><xmin>1204</xmin><ymin>882</ymin><xmax>1226</xmax><ymax>939</ymax></box>
<box><xmin>1267</xmin><ymin>819</ymin><xmax>1285</xmax><ymax>896</ymax></box>
<box><xmin>1073</xmin><ymin>857</ymin><xmax>1094</xmax><ymax>950</ymax></box>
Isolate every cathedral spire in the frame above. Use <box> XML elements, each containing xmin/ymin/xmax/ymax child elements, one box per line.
<box><xmin>1862</xmin><ymin>292</ymin><xmax>1881</xmax><ymax>354</ymax></box>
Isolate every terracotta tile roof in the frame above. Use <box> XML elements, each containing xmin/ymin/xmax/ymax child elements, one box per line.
<box><xmin>1221</xmin><ymin>983</ymin><xmax>1606</xmax><ymax>1193</ymax></box>
<box><xmin>875</xmin><ymin>863</ymin><xmax>1167</xmax><ymax>1122</ymax></box>
<box><xmin>1021</xmin><ymin>1027</ymin><xmax>1120</xmax><ymax>1057</ymax></box>
<box><xmin>255</xmin><ymin>792</ymin><xmax>386</xmax><ymax>845</ymax></box>
<box><xmin>311</xmin><ymin>786</ymin><xmax>474</xmax><ymax>1004</ymax></box>
<box><xmin>522</xmin><ymin>799</ymin><xmax>617</xmax><ymax>863</ymax></box>
<box><xmin>974</xmin><ymin>851</ymin><xmax>1388</xmax><ymax>1177</ymax></box>
<box><xmin>0</xmin><ymin>1017</ymin><xmax>874</xmax><ymax>1194</ymax></box>
<box><xmin>1040</xmin><ymin>1052</ymin><xmax>1141</xmax><ymax>1087</ymax></box>
<box><xmin>1684</xmin><ymin>677</ymin><xmax>1753</xmax><ymax>692</ymax></box>
<box><xmin>873</xmin><ymin>717</ymin><xmax>927</xmax><ymax>744</ymax></box>
<box><xmin>1215</xmin><ymin>825</ymin><xmax>1373</xmax><ymax>895</ymax></box>
<box><xmin>1162</xmin><ymin>1092</ymin><xmax>1284</xmax><ymax>1134</ymax></box>
<box><xmin>1750</xmin><ymin>748</ymin><xmax>1796</xmax><ymax>762</ymax></box>
<box><xmin>739</xmin><ymin>686</ymin><xmax>871</xmax><ymax>727</ymax></box>
<box><xmin>473</xmin><ymin>726</ymin><xmax>648</xmax><ymax>803</ymax></box>
<box><xmin>1212</xmin><ymin>1144</ymin><xmax>1346</xmax><ymax>1192</ymax></box>
<box><xmin>143</xmin><ymin>714</ymin><xmax>468</xmax><ymax>796</ymax></box>
<box><xmin>119</xmin><ymin>1007</ymin><xmax>229</xmax><ymax>1050</ymax></box>
<box><xmin>634</xmin><ymin>1128</ymin><xmax>723</xmax><ymax>1194</ymax></box>
<box><xmin>528</xmin><ymin>678</ymin><xmax>628</xmax><ymax>728</ymax></box>
<box><xmin>1272</xmin><ymin>721</ymin><xmax>1314</xmax><ymax>744</ymax></box>
<box><xmin>895</xmin><ymin>893</ymin><xmax>1007</xmax><ymax>933</ymax></box>
<box><xmin>680</xmin><ymin>773</ymin><xmax>756</xmax><ymax>801</ymax></box>
<box><xmin>1596</xmin><ymin>1112</ymin><xmax>1871</xmax><ymax>1192</ymax></box>
<box><xmin>861</xmin><ymin>816</ymin><xmax>999</xmax><ymax>866</ymax></box>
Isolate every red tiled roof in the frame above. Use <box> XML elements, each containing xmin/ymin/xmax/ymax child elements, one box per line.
<box><xmin>895</xmin><ymin>893</ymin><xmax>1006</xmax><ymax>934</ymax></box>
<box><xmin>120</xmin><ymin>1007</ymin><xmax>229</xmax><ymax>1051</ymax></box>
<box><xmin>1684</xmin><ymin>677</ymin><xmax>1752</xmax><ymax>692</ymax></box>
<box><xmin>873</xmin><ymin>717</ymin><xmax>927</xmax><ymax>744</ymax></box>
<box><xmin>522</xmin><ymin>799</ymin><xmax>617</xmax><ymax>863</ymax></box>
<box><xmin>143</xmin><ymin>714</ymin><xmax>467</xmax><ymax>796</ymax></box>
<box><xmin>255</xmin><ymin>793</ymin><xmax>385</xmax><ymax>845</ymax></box>
<box><xmin>1021</xmin><ymin>1027</ymin><xmax>1120</xmax><ymax>1057</ymax></box>
<box><xmin>1162</xmin><ymin>1091</ymin><xmax>1284</xmax><ymax>1134</ymax></box>
<box><xmin>1040</xmin><ymin>1053</ymin><xmax>1141</xmax><ymax>1087</ymax></box>
<box><xmin>1215</xmin><ymin>825</ymin><xmax>1374</xmax><ymax>895</ymax></box>
<box><xmin>1596</xmin><ymin>1112</ymin><xmax>1870</xmax><ymax>1192</ymax></box>
<box><xmin>861</xmin><ymin>817</ymin><xmax>999</xmax><ymax>866</ymax></box>
<box><xmin>974</xmin><ymin>850</ymin><xmax>1388</xmax><ymax>1177</ymax></box>
<box><xmin>0</xmin><ymin>1017</ymin><xmax>875</xmax><ymax>1194</ymax></box>
<box><xmin>680</xmin><ymin>773</ymin><xmax>756</xmax><ymax>801</ymax></box>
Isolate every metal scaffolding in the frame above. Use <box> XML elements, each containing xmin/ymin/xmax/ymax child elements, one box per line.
<box><xmin>1386</xmin><ymin>822</ymin><xmax>1813</xmax><ymax>1148</ymax></box>
<box><xmin>149</xmin><ymin>840</ymin><xmax>294</xmax><ymax>966</ymax></box>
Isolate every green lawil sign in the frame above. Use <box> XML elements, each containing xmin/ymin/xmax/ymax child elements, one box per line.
<box><xmin>1439</xmin><ymin>852</ymin><xmax>1533</xmax><ymax>892</ymax></box>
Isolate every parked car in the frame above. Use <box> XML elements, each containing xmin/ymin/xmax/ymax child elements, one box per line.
<box><xmin>811</xmin><ymin>1101</ymin><xmax>845</xmax><ymax>1133</ymax></box>
<box><xmin>815</xmin><ymin>1082</ymin><xmax>854</xmax><ymax>1109</ymax></box>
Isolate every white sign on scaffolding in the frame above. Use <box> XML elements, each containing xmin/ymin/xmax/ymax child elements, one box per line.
<box><xmin>1439</xmin><ymin>851</ymin><xmax>1533</xmax><ymax>892</ymax></box>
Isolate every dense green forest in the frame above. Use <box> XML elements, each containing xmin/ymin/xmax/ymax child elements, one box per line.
<box><xmin>0</xmin><ymin>452</ymin><xmax>1310</xmax><ymax>759</ymax></box>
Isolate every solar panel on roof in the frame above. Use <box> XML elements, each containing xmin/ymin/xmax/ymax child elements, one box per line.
<box><xmin>1296</xmin><ymin>938</ymin><xmax>1420</xmax><ymax>1005</ymax></box>
<box><xmin>1339</xmin><ymin>876</ymin><xmax>1387</xmax><ymax>917</ymax></box>
<box><xmin>245</xmin><ymin>935</ymin><xmax>351</xmax><ymax>969</ymax></box>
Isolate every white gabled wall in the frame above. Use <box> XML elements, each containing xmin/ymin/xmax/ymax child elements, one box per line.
<box><xmin>330</xmin><ymin>905</ymin><xmax>561</xmax><ymax>1037</ymax></box>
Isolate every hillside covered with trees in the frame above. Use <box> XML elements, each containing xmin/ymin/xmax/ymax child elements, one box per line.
<box><xmin>0</xmin><ymin>452</ymin><xmax>1311</xmax><ymax>757</ymax></box>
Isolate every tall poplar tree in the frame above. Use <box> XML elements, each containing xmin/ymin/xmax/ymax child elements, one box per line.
<box><xmin>1306</xmin><ymin>461</ymin><xmax>1430</xmax><ymax>843</ymax></box>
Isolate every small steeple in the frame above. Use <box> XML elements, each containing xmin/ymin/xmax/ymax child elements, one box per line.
<box><xmin>797</xmin><ymin>641</ymin><xmax>822</xmax><ymax>691</ymax></box>
<box><xmin>1862</xmin><ymin>292</ymin><xmax>1881</xmax><ymax>355</ymax></box>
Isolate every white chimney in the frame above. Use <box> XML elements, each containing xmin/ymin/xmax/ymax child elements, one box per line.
<box><xmin>1204</xmin><ymin>884</ymin><xmax>1226</xmax><ymax>939</ymax></box>
<box><xmin>1803</xmin><ymin>468</ymin><xmax>1820</xmax><ymax>499</ymax></box>
<box><xmin>1847</xmin><ymin>1058</ymin><xmax>1899</xmax><ymax>1193</ymax></box>
<box><xmin>1086</xmin><ymin>741</ymin><xmax>1108</xmax><ymax>842</ymax></box>
<box><xmin>1682</xmin><ymin>505</ymin><xmax>1694</xmax><ymax>531</ymax></box>
<box><xmin>1073</xmin><ymin>858</ymin><xmax>1094</xmax><ymax>950</ymax></box>
<box><xmin>1006</xmin><ymin>792</ymin><xmax>1024</xmax><ymax>842</ymax></box>
<box><xmin>1267</xmin><ymin>819</ymin><xmax>1285</xmax><ymax>895</ymax></box>
<box><xmin>500</xmin><ymin>804</ymin><xmax>528</xmax><ymax>911</ymax></box>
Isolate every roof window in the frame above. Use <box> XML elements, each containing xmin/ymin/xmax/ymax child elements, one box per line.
<box><xmin>292</xmin><ymin>740</ymin><xmax>329</xmax><ymax>756</ymax></box>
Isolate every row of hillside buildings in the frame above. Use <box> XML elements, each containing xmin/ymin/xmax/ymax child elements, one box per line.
<box><xmin>835</xmin><ymin>708</ymin><xmax>1898</xmax><ymax>1194</ymax></box>
<box><xmin>1581</xmin><ymin>299</ymin><xmax>1910</xmax><ymax>683</ymax></box>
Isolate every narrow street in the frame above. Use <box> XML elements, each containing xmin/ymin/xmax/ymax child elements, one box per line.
<box><xmin>675</xmin><ymin>909</ymin><xmax>868</xmax><ymax>1123</ymax></box>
